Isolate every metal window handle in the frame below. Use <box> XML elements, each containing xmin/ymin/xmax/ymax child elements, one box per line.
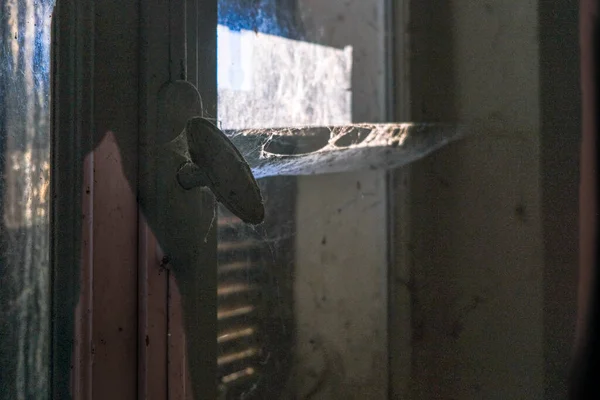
<box><xmin>176</xmin><ymin>117</ymin><xmax>264</xmax><ymax>224</ymax></box>
<box><xmin>159</xmin><ymin>80</ymin><xmax>264</xmax><ymax>225</ymax></box>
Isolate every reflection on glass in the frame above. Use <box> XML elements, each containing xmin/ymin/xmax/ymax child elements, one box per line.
<box><xmin>0</xmin><ymin>1</ymin><xmax>54</xmax><ymax>399</ymax></box>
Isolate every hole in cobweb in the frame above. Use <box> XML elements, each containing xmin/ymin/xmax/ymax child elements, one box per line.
<box><xmin>262</xmin><ymin>127</ymin><xmax>330</xmax><ymax>155</ymax></box>
<box><xmin>332</xmin><ymin>127</ymin><xmax>370</xmax><ymax>147</ymax></box>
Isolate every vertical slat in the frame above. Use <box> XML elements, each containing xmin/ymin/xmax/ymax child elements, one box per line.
<box><xmin>178</xmin><ymin>2</ymin><xmax>218</xmax><ymax>399</ymax></box>
<box><xmin>90</xmin><ymin>0</ymin><xmax>140</xmax><ymax>397</ymax></box>
<box><xmin>72</xmin><ymin>2</ymin><xmax>95</xmax><ymax>396</ymax></box>
<box><xmin>167</xmin><ymin>279</ymin><xmax>188</xmax><ymax>400</ymax></box>
<box><xmin>170</xmin><ymin>0</ymin><xmax>187</xmax><ymax>81</ymax></box>
<box><xmin>90</xmin><ymin>133</ymin><xmax>138</xmax><ymax>399</ymax></box>
<box><xmin>572</xmin><ymin>1</ymin><xmax>598</xmax><ymax>397</ymax></box>
<box><xmin>73</xmin><ymin>151</ymin><xmax>94</xmax><ymax>400</ymax></box>
<box><xmin>387</xmin><ymin>0</ymin><xmax>412</xmax><ymax>398</ymax></box>
<box><xmin>139</xmin><ymin>1</ymin><xmax>172</xmax><ymax>399</ymax></box>
<box><xmin>186</xmin><ymin>0</ymin><xmax>199</xmax><ymax>88</ymax></box>
<box><xmin>172</xmin><ymin>225</ymin><xmax>218</xmax><ymax>400</ymax></box>
<box><xmin>50</xmin><ymin>0</ymin><xmax>95</xmax><ymax>398</ymax></box>
<box><xmin>576</xmin><ymin>0</ymin><xmax>597</xmax><ymax>354</ymax></box>
<box><xmin>167</xmin><ymin>4</ymin><xmax>192</xmax><ymax>396</ymax></box>
<box><xmin>138</xmin><ymin>220</ymin><xmax>169</xmax><ymax>400</ymax></box>
<box><xmin>196</xmin><ymin>0</ymin><xmax>218</xmax><ymax>121</ymax></box>
<box><xmin>140</xmin><ymin>1</ymin><xmax>218</xmax><ymax>399</ymax></box>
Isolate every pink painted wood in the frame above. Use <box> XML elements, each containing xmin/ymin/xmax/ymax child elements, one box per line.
<box><xmin>73</xmin><ymin>133</ymin><xmax>141</xmax><ymax>399</ymax></box>
<box><xmin>138</xmin><ymin>220</ymin><xmax>169</xmax><ymax>399</ymax></box>
<box><xmin>92</xmin><ymin>132</ymin><xmax>139</xmax><ymax>399</ymax></box>
<box><xmin>74</xmin><ymin>133</ymin><xmax>191</xmax><ymax>399</ymax></box>
<box><xmin>168</xmin><ymin>277</ymin><xmax>190</xmax><ymax>400</ymax></box>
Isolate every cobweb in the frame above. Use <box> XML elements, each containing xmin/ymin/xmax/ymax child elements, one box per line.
<box><xmin>227</xmin><ymin>122</ymin><xmax>466</xmax><ymax>178</ymax></box>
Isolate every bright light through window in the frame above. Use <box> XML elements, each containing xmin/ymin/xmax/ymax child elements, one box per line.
<box><xmin>217</xmin><ymin>25</ymin><xmax>352</xmax><ymax>130</ymax></box>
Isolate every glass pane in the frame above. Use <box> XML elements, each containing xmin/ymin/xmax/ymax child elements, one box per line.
<box><xmin>216</xmin><ymin>1</ymin><xmax>389</xmax><ymax>398</ymax></box>
<box><xmin>0</xmin><ymin>1</ymin><xmax>54</xmax><ymax>399</ymax></box>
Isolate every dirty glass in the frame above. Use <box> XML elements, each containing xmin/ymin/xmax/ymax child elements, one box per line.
<box><xmin>216</xmin><ymin>1</ymin><xmax>391</xmax><ymax>398</ymax></box>
<box><xmin>0</xmin><ymin>0</ymin><xmax>54</xmax><ymax>399</ymax></box>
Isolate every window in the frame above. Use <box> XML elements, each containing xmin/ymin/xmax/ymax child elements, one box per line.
<box><xmin>214</xmin><ymin>1</ymin><xmax>456</xmax><ymax>398</ymax></box>
<box><xmin>214</xmin><ymin>1</ymin><xmax>388</xmax><ymax>398</ymax></box>
<box><xmin>2</xmin><ymin>1</ymin><xmax>462</xmax><ymax>399</ymax></box>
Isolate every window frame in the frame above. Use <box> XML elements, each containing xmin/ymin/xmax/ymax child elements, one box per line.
<box><xmin>50</xmin><ymin>0</ymin><xmax>416</xmax><ymax>398</ymax></box>
<box><xmin>51</xmin><ymin>1</ymin><xmax>220</xmax><ymax>398</ymax></box>
<box><xmin>50</xmin><ymin>0</ymin><xmax>96</xmax><ymax>397</ymax></box>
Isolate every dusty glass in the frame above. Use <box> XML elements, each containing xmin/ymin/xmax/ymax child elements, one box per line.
<box><xmin>216</xmin><ymin>1</ymin><xmax>391</xmax><ymax>398</ymax></box>
<box><xmin>0</xmin><ymin>1</ymin><xmax>54</xmax><ymax>399</ymax></box>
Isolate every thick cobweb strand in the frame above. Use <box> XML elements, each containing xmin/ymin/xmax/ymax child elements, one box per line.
<box><xmin>227</xmin><ymin>123</ymin><xmax>466</xmax><ymax>178</ymax></box>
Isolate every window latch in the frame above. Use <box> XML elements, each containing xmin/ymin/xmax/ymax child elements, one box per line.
<box><xmin>158</xmin><ymin>80</ymin><xmax>264</xmax><ymax>225</ymax></box>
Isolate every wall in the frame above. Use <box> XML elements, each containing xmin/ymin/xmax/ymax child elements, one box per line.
<box><xmin>400</xmin><ymin>0</ymin><xmax>579</xmax><ymax>399</ymax></box>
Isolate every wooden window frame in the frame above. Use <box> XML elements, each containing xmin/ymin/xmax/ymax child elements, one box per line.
<box><xmin>51</xmin><ymin>1</ymin><xmax>219</xmax><ymax>398</ymax></box>
<box><xmin>50</xmin><ymin>0</ymin><xmax>422</xmax><ymax>398</ymax></box>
